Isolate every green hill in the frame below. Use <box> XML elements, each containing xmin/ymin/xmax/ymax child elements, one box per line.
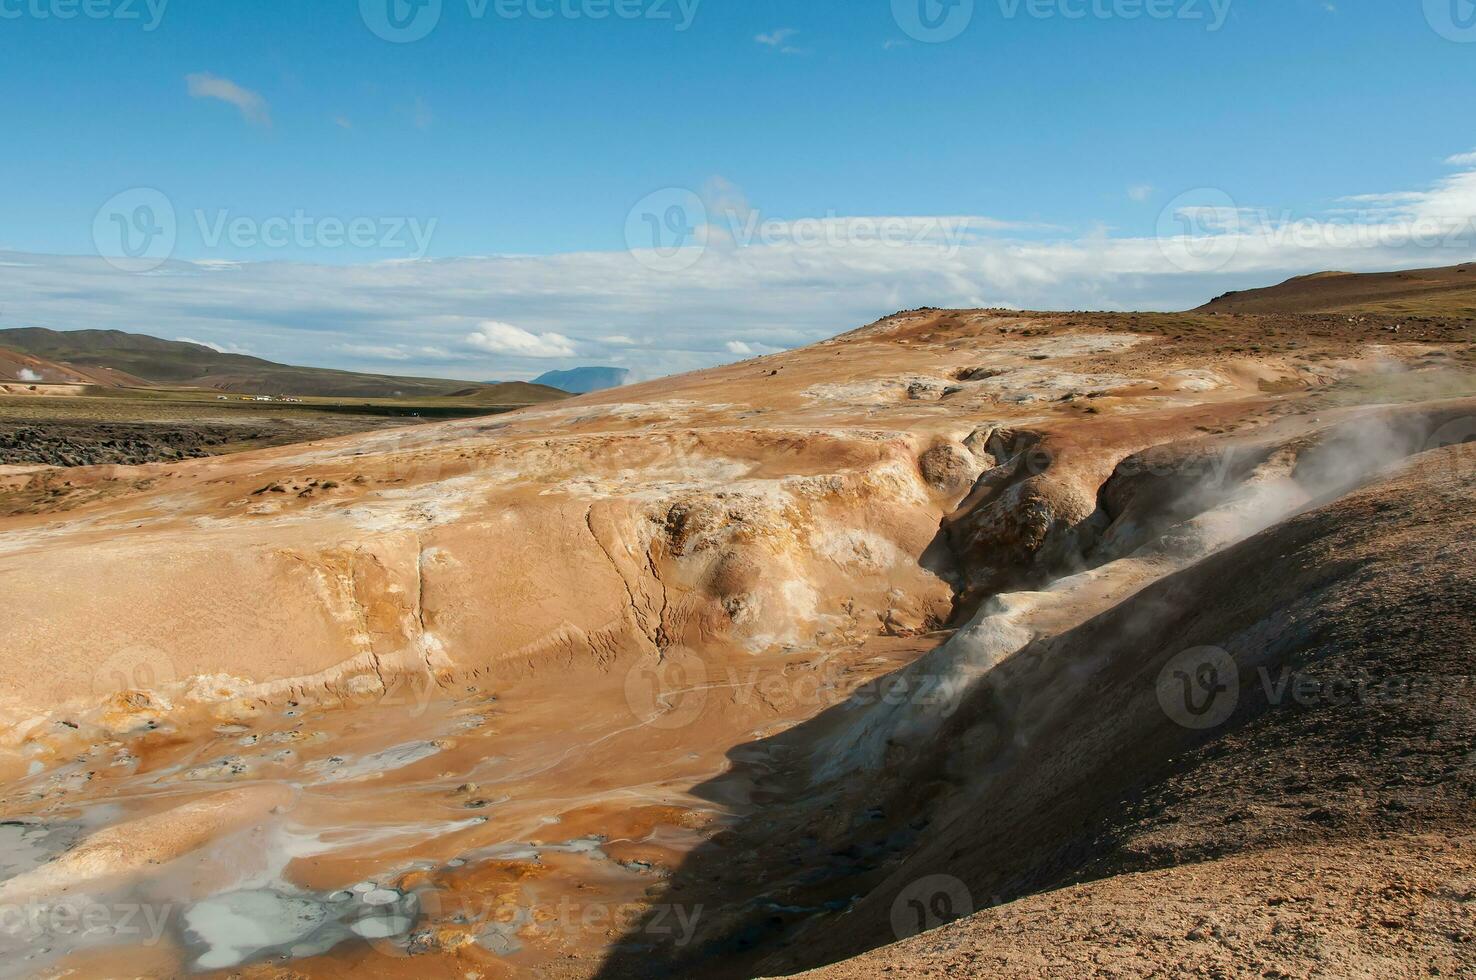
<box><xmin>1195</xmin><ymin>262</ymin><xmax>1476</xmax><ymax>317</ymax></box>
<box><xmin>0</xmin><ymin>328</ymin><xmax>570</xmax><ymax>403</ymax></box>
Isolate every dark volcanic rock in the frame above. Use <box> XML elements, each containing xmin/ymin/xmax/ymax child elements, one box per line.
<box><xmin>0</xmin><ymin>421</ymin><xmax>271</xmax><ymax>467</ymax></box>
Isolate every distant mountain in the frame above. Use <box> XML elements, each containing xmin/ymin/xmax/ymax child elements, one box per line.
<box><xmin>444</xmin><ymin>382</ymin><xmax>576</xmax><ymax>405</ymax></box>
<box><xmin>1195</xmin><ymin>262</ymin><xmax>1476</xmax><ymax>316</ymax></box>
<box><xmin>0</xmin><ymin>328</ymin><xmax>569</xmax><ymax>403</ymax></box>
<box><xmin>533</xmin><ymin>366</ymin><xmax>633</xmax><ymax>394</ymax></box>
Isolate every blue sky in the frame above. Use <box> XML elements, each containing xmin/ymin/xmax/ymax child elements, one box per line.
<box><xmin>2</xmin><ymin>0</ymin><xmax>1475</xmax><ymax>380</ymax></box>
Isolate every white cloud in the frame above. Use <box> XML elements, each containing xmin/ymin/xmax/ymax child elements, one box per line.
<box><xmin>755</xmin><ymin>28</ymin><xmax>807</xmax><ymax>53</ymax></box>
<box><xmin>725</xmin><ymin>340</ymin><xmax>785</xmax><ymax>357</ymax></box>
<box><xmin>1447</xmin><ymin>150</ymin><xmax>1476</xmax><ymax>167</ymax></box>
<box><xmin>334</xmin><ymin>115</ymin><xmax>354</xmax><ymax>131</ymax></box>
<box><xmin>1339</xmin><ymin>191</ymin><xmax>1428</xmax><ymax>206</ymax></box>
<box><xmin>337</xmin><ymin>343</ymin><xmax>413</xmax><ymax>361</ymax></box>
<box><xmin>1128</xmin><ymin>184</ymin><xmax>1155</xmax><ymax>202</ymax></box>
<box><xmin>755</xmin><ymin>28</ymin><xmax>797</xmax><ymax>47</ymax></box>
<box><xmin>17</xmin><ymin>368</ymin><xmax>41</xmax><ymax>382</ymax></box>
<box><xmin>185</xmin><ymin>73</ymin><xmax>270</xmax><ymax>127</ymax></box>
<box><xmin>177</xmin><ymin>336</ymin><xmax>252</xmax><ymax>355</ymax></box>
<box><xmin>4</xmin><ymin>160</ymin><xmax>1475</xmax><ymax>383</ymax></box>
<box><xmin>695</xmin><ymin>178</ymin><xmax>1058</xmax><ymax>249</ymax></box>
<box><xmin>466</xmin><ymin>321</ymin><xmax>576</xmax><ymax>358</ymax></box>
<box><xmin>335</xmin><ymin>342</ymin><xmax>452</xmax><ymax>362</ymax></box>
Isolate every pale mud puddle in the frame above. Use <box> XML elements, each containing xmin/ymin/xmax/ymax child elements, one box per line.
<box><xmin>0</xmin><ymin>639</ymin><xmax>929</xmax><ymax>977</ymax></box>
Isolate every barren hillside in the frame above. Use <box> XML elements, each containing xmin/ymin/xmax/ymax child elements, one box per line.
<box><xmin>1197</xmin><ymin>262</ymin><xmax>1476</xmax><ymax>316</ymax></box>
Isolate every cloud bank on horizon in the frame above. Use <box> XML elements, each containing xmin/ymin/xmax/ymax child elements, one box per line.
<box><xmin>3</xmin><ymin>161</ymin><xmax>1475</xmax><ymax>384</ymax></box>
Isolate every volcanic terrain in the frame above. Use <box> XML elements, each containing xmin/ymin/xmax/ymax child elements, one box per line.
<box><xmin>1</xmin><ymin>267</ymin><xmax>1474</xmax><ymax>978</ymax></box>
